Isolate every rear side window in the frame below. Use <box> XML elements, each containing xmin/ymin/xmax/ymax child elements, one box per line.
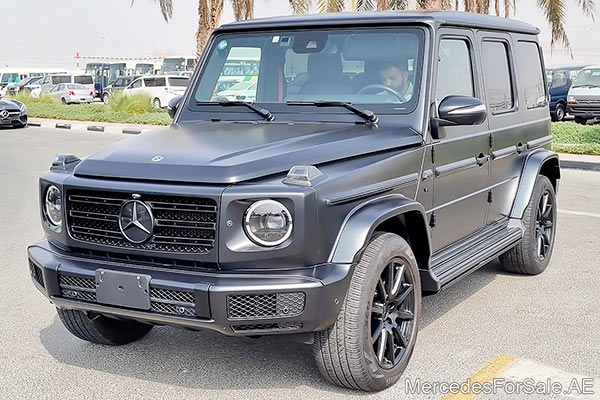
<box><xmin>516</xmin><ymin>41</ymin><xmax>546</xmax><ymax>109</ymax></box>
<box><xmin>481</xmin><ymin>41</ymin><xmax>514</xmax><ymax>113</ymax></box>
<box><xmin>74</xmin><ymin>75</ymin><xmax>93</xmax><ymax>85</ymax></box>
<box><xmin>52</xmin><ymin>76</ymin><xmax>71</xmax><ymax>84</ymax></box>
<box><xmin>435</xmin><ymin>39</ymin><xmax>475</xmax><ymax>103</ymax></box>
<box><xmin>154</xmin><ymin>77</ymin><xmax>166</xmax><ymax>87</ymax></box>
<box><xmin>168</xmin><ymin>77</ymin><xmax>189</xmax><ymax>87</ymax></box>
<box><xmin>143</xmin><ymin>78</ymin><xmax>155</xmax><ymax>87</ymax></box>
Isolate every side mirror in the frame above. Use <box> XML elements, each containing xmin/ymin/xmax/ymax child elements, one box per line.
<box><xmin>437</xmin><ymin>95</ymin><xmax>487</xmax><ymax>127</ymax></box>
<box><xmin>167</xmin><ymin>95</ymin><xmax>183</xmax><ymax>119</ymax></box>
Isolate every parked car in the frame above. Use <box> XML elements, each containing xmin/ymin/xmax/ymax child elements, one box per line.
<box><xmin>215</xmin><ymin>80</ymin><xmax>257</xmax><ymax>101</ymax></box>
<box><xmin>28</xmin><ymin>12</ymin><xmax>560</xmax><ymax>392</ymax></box>
<box><xmin>567</xmin><ymin>65</ymin><xmax>600</xmax><ymax>124</ymax></box>
<box><xmin>123</xmin><ymin>75</ymin><xmax>189</xmax><ymax>108</ymax></box>
<box><xmin>48</xmin><ymin>83</ymin><xmax>94</xmax><ymax>104</ymax></box>
<box><xmin>547</xmin><ymin>65</ymin><xmax>586</xmax><ymax>121</ymax></box>
<box><xmin>0</xmin><ymin>92</ymin><xmax>27</xmax><ymax>127</ymax></box>
<box><xmin>6</xmin><ymin>76</ymin><xmax>44</xmax><ymax>96</ymax></box>
<box><xmin>101</xmin><ymin>75</ymin><xmax>141</xmax><ymax>103</ymax></box>
<box><xmin>34</xmin><ymin>74</ymin><xmax>94</xmax><ymax>97</ymax></box>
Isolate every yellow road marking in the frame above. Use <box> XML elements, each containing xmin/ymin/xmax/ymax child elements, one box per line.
<box><xmin>441</xmin><ymin>354</ymin><xmax>518</xmax><ymax>400</ymax></box>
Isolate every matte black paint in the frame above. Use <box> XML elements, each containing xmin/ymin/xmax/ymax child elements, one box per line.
<box><xmin>28</xmin><ymin>11</ymin><xmax>559</xmax><ymax>335</ymax></box>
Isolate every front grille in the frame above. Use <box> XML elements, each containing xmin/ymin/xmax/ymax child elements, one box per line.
<box><xmin>29</xmin><ymin>260</ymin><xmax>45</xmax><ymax>288</ymax></box>
<box><xmin>231</xmin><ymin>322</ymin><xmax>303</xmax><ymax>333</ymax></box>
<box><xmin>66</xmin><ymin>189</ymin><xmax>217</xmax><ymax>254</ymax></box>
<box><xmin>57</xmin><ymin>273</ymin><xmax>198</xmax><ymax>317</ymax></box>
<box><xmin>228</xmin><ymin>292</ymin><xmax>306</xmax><ymax>320</ymax></box>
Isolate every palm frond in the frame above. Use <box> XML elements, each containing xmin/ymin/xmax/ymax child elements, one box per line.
<box><xmin>377</xmin><ymin>0</ymin><xmax>392</xmax><ymax>9</ymax></box>
<box><xmin>389</xmin><ymin>0</ymin><xmax>408</xmax><ymax>9</ymax></box>
<box><xmin>289</xmin><ymin>0</ymin><xmax>313</xmax><ymax>13</ymax></box>
<box><xmin>317</xmin><ymin>0</ymin><xmax>346</xmax><ymax>12</ymax></box>
<box><xmin>537</xmin><ymin>0</ymin><xmax>572</xmax><ymax>55</ymax></box>
<box><xmin>231</xmin><ymin>0</ymin><xmax>254</xmax><ymax>20</ymax></box>
<box><xmin>355</xmin><ymin>0</ymin><xmax>376</xmax><ymax>10</ymax></box>
<box><xmin>132</xmin><ymin>0</ymin><xmax>173</xmax><ymax>21</ymax></box>
<box><xmin>574</xmin><ymin>0</ymin><xmax>596</xmax><ymax>19</ymax></box>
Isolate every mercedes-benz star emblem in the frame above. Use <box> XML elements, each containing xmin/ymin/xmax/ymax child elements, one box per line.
<box><xmin>151</xmin><ymin>155</ymin><xmax>164</xmax><ymax>162</ymax></box>
<box><xmin>0</xmin><ymin>110</ymin><xmax>9</xmax><ymax>119</ymax></box>
<box><xmin>118</xmin><ymin>200</ymin><xmax>154</xmax><ymax>243</ymax></box>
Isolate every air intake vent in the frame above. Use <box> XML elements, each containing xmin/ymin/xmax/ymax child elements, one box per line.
<box><xmin>228</xmin><ymin>292</ymin><xmax>305</xmax><ymax>320</ymax></box>
<box><xmin>231</xmin><ymin>322</ymin><xmax>303</xmax><ymax>333</ymax></box>
<box><xmin>29</xmin><ymin>260</ymin><xmax>45</xmax><ymax>288</ymax></box>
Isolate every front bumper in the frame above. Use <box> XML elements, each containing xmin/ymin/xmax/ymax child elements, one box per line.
<box><xmin>567</xmin><ymin>104</ymin><xmax>600</xmax><ymax>117</ymax></box>
<box><xmin>0</xmin><ymin>111</ymin><xmax>27</xmax><ymax>127</ymax></box>
<box><xmin>28</xmin><ymin>240</ymin><xmax>352</xmax><ymax>336</ymax></box>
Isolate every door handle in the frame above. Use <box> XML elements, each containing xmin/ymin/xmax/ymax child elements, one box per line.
<box><xmin>516</xmin><ymin>143</ymin><xmax>527</xmax><ymax>153</ymax></box>
<box><xmin>476</xmin><ymin>153</ymin><xmax>489</xmax><ymax>166</ymax></box>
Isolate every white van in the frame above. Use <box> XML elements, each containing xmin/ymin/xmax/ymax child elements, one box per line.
<box><xmin>123</xmin><ymin>75</ymin><xmax>189</xmax><ymax>108</ymax></box>
<box><xmin>31</xmin><ymin>74</ymin><xmax>94</xmax><ymax>97</ymax></box>
<box><xmin>567</xmin><ymin>65</ymin><xmax>600</xmax><ymax>124</ymax></box>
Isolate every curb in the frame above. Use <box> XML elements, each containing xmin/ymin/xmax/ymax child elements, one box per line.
<box><xmin>560</xmin><ymin>160</ymin><xmax>600</xmax><ymax>172</ymax></box>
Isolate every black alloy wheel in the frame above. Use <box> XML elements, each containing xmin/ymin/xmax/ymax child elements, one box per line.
<box><xmin>535</xmin><ymin>189</ymin><xmax>554</xmax><ymax>260</ymax></box>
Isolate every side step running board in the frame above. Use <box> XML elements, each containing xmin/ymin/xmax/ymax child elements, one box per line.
<box><xmin>431</xmin><ymin>223</ymin><xmax>524</xmax><ymax>287</ymax></box>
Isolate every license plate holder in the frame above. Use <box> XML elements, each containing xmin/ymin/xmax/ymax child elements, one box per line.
<box><xmin>95</xmin><ymin>270</ymin><xmax>151</xmax><ymax>310</ymax></box>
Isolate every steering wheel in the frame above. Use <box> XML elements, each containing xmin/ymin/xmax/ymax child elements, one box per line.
<box><xmin>357</xmin><ymin>84</ymin><xmax>405</xmax><ymax>102</ymax></box>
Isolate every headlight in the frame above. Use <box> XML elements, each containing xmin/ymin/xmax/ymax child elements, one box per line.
<box><xmin>244</xmin><ymin>200</ymin><xmax>293</xmax><ymax>246</ymax></box>
<box><xmin>19</xmin><ymin>103</ymin><xmax>27</xmax><ymax>113</ymax></box>
<box><xmin>567</xmin><ymin>96</ymin><xmax>577</xmax><ymax>104</ymax></box>
<box><xmin>44</xmin><ymin>185</ymin><xmax>62</xmax><ymax>228</ymax></box>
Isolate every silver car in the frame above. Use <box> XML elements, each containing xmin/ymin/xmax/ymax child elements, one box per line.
<box><xmin>49</xmin><ymin>83</ymin><xmax>93</xmax><ymax>104</ymax></box>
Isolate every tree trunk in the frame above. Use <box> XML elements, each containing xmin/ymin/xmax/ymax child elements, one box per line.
<box><xmin>495</xmin><ymin>0</ymin><xmax>499</xmax><ymax>15</ymax></box>
<box><xmin>196</xmin><ymin>0</ymin><xmax>224</xmax><ymax>60</ymax></box>
<box><xmin>377</xmin><ymin>0</ymin><xmax>392</xmax><ymax>9</ymax></box>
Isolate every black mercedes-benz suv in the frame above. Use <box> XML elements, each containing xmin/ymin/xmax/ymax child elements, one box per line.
<box><xmin>28</xmin><ymin>11</ymin><xmax>559</xmax><ymax>391</ymax></box>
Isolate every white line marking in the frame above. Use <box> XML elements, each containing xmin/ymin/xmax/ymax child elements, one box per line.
<box><xmin>559</xmin><ymin>209</ymin><xmax>600</xmax><ymax>219</ymax></box>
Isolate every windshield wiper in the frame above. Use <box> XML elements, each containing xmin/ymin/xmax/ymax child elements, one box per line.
<box><xmin>195</xmin><ymin>100</ymin><xmax>274</xmax><ymax>121</ymax></box>
<box><xmin>287</xmin><ymin>101</ymin><xmax>379</xmax><ymax>124</ymax></box>
<box><xmin>572</xmin><ymin>84</ymin><xmax>600</xmax><ymax>88</ymax></box>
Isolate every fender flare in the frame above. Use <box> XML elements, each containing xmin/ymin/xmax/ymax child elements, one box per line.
<box><xmin>509</xmin><ymin>149</ymin><xmax>560</xmax><ymax>219</ymax></box>
<box><xmin>328</xmin><ymin>194</ymin><xmax>431</xmax><ymax>265</ymax></box>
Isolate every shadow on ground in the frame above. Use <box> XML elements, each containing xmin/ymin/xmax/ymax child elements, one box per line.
<box><xmin>40</xmin><ymin>259</ymin><xmax>506</xmax><ymax>392</ymax></box>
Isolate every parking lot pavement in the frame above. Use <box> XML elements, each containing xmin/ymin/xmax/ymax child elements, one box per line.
<box><xmin>1</xmin><ymin>127</ymin><xmax>599</xmax><ymax>400</ymax></box>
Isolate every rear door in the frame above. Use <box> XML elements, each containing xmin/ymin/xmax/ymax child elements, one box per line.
<box><xmin>430</xmin><ymin>29</ymin><xmax>490</xmax><ymax>252</ymax></box>
<box><xmin>477</xmin><ymin>33</ymin><xmax>524</xmax><ymax>225</ymax></box>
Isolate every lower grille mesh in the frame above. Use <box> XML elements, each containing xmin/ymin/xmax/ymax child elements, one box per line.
<box><xmin>228</xmin><ymin>292</ymin><xmax>305</xmax><ymax>320</ymax></box>
<box><xmin>231</xmin><ymin>322</ymin><xmax>303</xmax><ymax>332</ymax></box>
<box><xmin>57</xmin><ymin>273</ymin><xmax>197</xmax><ymax>317</ymax></box>
<box><xmin>29</xmin><ymin>260</ymin><xmax>45</xmax><ymax>288</ymax></box>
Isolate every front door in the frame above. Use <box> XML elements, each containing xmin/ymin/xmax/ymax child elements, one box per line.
<box><xmin>430</xmin><ymin>29</ymin><xmax>490</xmax><ymax>252</ymax></box>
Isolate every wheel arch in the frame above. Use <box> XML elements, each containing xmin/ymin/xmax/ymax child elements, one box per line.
<box><xmin>328</xmin><ymin>194</ymin><xmax>439</xmax><ymax>293</ymax></box>
<box><xmin>510</xmin><ymin>150</ymin><xmax>560</xmax><ymax>220</ymax></box>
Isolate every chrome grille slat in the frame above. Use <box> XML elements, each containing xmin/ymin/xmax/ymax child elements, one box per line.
<box><xmin>66</xmin><ymin>189</ymin><xmax>217</xmax><ymax>254</ymax></box>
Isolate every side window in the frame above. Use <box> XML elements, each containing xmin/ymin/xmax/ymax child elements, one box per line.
<box><xmin>481</xmin><ymin>41</ymin><xmax>514</xmax><ymax>113</ymax></box>
<box><xmin>154</xmin><ymin>77</ymin><xmax>166</xmax><ymax>87</ymax></box>
<box><xmin>516</xmin><ymin>41</ymin><xmax>546</xmax><ymax>109</ymax></box>
<box><xmin>436</xmin><ymin>39</ymin><xmax>475</xmax><ymax>104</ymax></box>
<box><xmin>143</xmin><ymin>78</ymin><xmax>154</xmax><ymax>87</ymax></box>
<box><xmin>551</xmin><ymin>71</ymin><xmax>567</xmax><ymax>88</ymax></box>
<box><xmin>131</xmin><ymin>79</ymin><xmax>142</xmax><ymax>89</ymax></box>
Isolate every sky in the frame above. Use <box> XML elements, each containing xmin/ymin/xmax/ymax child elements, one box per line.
<box><xmin>2</xmin><ymin>0</ymin><xmax>599</xmax><ymax>70</ymax></box>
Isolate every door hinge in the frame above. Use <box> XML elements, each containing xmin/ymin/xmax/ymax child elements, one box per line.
<box><xmin>431</xmin><ymin>146</ymin><xmax>436</xmax><ymax>164</ymax></box>
<box><xmin>487</xmin><ymin>190</ymin><xmax>494</xmax><ymax>203</ymax></box>
<box><xmin>429</xmin><ymin>211</ymin><xmax>437</xmax><ymax>228</ymax></box>
<box><xmin>489</xmin><ymin>133</ymin><xmax>494</xmax><ymax>148</ymax></box>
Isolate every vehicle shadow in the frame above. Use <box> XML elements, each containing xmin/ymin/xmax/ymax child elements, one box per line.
<box><xmin>39</xmin><ymin>259</ymin><xmax>506</xmax><ymax>392</ymax></box>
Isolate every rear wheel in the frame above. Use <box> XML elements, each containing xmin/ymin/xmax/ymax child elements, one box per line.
<box><xmin>61</xmin><ymin>97</ymin><xmax>67</xmax><ymax>105</ymax></box>
<box><xmin>313</xmin><ymin>233</ymin><xmax>421</xmax><ymax>391</ymax></box>
<box><xmin>153</xmin><ymin>98</ymin><xmax>161</xmax><ymax>109</ymax></box>
<box><xmin>500</xmin><ymin>175</ymin><xmax>556</xmax><ymax>275</ymax></box>
<box><xmin>103</xmin><ymin>94</ymin><xmax>110</xmax><ymax>104</ymax></box>
<box><xmin>57</xmin><ymin>308</ymin><xmax>153</xmax><ymax>345</ymax></box>
<box><xmin>552</xmin><ymin>104</ymin><xmax>565</xmax><ymax>122</ymax></box>
<box><xmin>574</xmin><ymin>116</ymin><xmax>588</xmax><ymax>125</ymax></box>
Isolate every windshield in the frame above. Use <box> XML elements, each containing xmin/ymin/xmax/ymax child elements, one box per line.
<box><xmin>1</xmin><ymin>73</ymin><xmax>19</xmax><ymax>83</ymax></box>
<box><xmin>573</xmin><ymin>68</ymin><xmax>600</xmax><ymax>87</ymax></box>
<box><xmin>192</xmin><ymin>28</ymin><xmax>424</xmax><ymax>114</ymax></box>
<box><xmin>52</xmin><ymin>76</ymin><xmax>71</xmax><ymax>84</ymax></box>
<box><xmin>108</xmin><ymin>63</ymin><xmax>126</xmax><ymax>84</ymax></box>
<box><xmin>163</xmin><ymin>58</ymin><xmax>185</xmax><ymax>73</ymax></box>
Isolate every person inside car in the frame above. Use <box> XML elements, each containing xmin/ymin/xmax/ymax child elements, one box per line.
<box><xmin>379</xmin><ymin>61</ymin><xmax>413</xmax><ymax>102</ymax></box>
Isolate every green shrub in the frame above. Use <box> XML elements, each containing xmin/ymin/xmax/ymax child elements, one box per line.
<box><xmin>8</xmin><ymin>92</ymin><xmax>60</xmax><ymax>105</ymax></box>
<box><xmin>551</xmin><ymin>122</ymin><xmax>600</xmax><ymax>155</ymax></box>
<box><xmin>26</xmin><ymin>103</ymin><xmax>171</xmax><ymax>125</ymax></box>
<box><xmin>107</xmin><ymin>92</ymin><xmax>153</xmax><ymax>114</ymax></box>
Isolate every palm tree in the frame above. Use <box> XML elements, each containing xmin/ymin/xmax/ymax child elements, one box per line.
<box><xmin>289</xmin><ymin>0</ymin><xmax>595</xmax><ymax>53</ymax></box>
<box><xmin>145</xmin><ymin>0</ymin><xmax>254</xmax><ymax>59</ymax></box>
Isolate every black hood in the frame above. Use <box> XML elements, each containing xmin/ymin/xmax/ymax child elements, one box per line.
<box><xmin>0</xmin><ymin>98</ymin><xmax>22</xmax><ymax>110</ymax></box>
<box><xmin>74</xmin><ymin>121</ymin><xmax>422</xmax><ymax>184</ymax></box>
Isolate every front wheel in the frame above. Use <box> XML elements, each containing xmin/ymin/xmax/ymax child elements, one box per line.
<box><xmin>574</xmin><ymin>116</ymin><xmax>588</xmax><ymax>125</ymax></box>
<box><xmin>153</xmin><ymin>98</ymin><xmax>161</xmax><ymax>109</ymax></box>
<box><xmin>500</xmin><ymin>175</ymin><xmax>556</xmax><ymax>275</ymax></box>
<box><xmin>57</xmin><ymin>308</ymin><xmax>153</xmax><ymax>345</ymax></box>
<box><xmin>552</xmin><ymin>104</ymin><xmax>565</xmax><ymax>122</ymax></box>
<box><xmin>313</xmin><ymin>233</ymin><xmax>421</xmax><ymax>391</ymax></box>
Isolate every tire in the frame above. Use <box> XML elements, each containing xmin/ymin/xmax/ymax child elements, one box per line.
<box><xmin>61</xmin><ymin>97</ymin><xmax>67</xmax><ymax>105</ymax></box>
<box><xmin>500</xmin><ymin>175</ymin><xmax>556</xmax><ymax>275</ymax></box>
<box><xmin>103</xmin><ymin>94</ymin><xmax>110</xmax><ymax>104</ymax></box>
<box><xmin>552</xmin><ymin>104</ymin><xmax>565</xmax><ymax>122</ymax></box>
<box><xmin>153</xmin><ymin>98</ymin><xmax>161</xmax><ymax>109</ymax></box>
<box><xmin>57</xmin><ymin>308</ymin><xmax>153</xmax><ymax>345</ymax></box>
<box><xmin>313</xmin><ymin>233</ymin><xmax>421</xmax><ymax>392</ymax></box>
<box><xmin>574</xmin><ymin>116</ymin><xmax>588</xmax><ymax>125</ymax></box>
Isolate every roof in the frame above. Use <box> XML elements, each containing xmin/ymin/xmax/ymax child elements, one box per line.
<box><xmin>217</xmin><ymin>11</ymin><xmax>539</xmax><ymax>35</ymax></box>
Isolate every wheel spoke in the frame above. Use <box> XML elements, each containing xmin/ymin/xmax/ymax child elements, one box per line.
<box><xmin>387</xmin><ymin>263</ymin><xmax>395</xmax><ymax>299</ymax></box>
<box><xmin>395</xmin><ymin>283</ymin><xmax>414</xmax><ymax>306</ymax></box>
<box><xmin>392</xmin><ymin>325</ymin><xmax>408</xmax><ymax>348</ymax></box>
<box><xmin>377</xmin><ymin>278</ymin><xmax>388</xmax><ymax>302</ymax></box>
<box><xmin>389</xmin><ymin>264</ymin><xmax>405</xmax><ymax>301</ymax></box>
<box><xmin>537</xmin><ymin>234</ymin><xmax>543</xmax><ymax>257</ymax></box>
<box><xmin>377</xmin><ymin>328</ymin><xmax>388</xmax><ymax>362</ymax></box>
<box><xmin>542</xmin><ymin>202</ymin><xmax>553</xmax><ymax>220</ymax></box>
<box><xmin>386</xmin><ymin>328</ymin><xmax>395</xmax><ymax>362</ymax></box>
<box><xmin>541</xmin><ymin>193</ymin><xmax>549</xmax><ymax>216</ymax></box>
<box><xmin>371</xmin><ymin>321</ymin><xmax>384</xmax><ymax>344</ymax></box>
<box><xmin>371</xmin><ymin>302</ymin><xmax>385</xmax><ymax>315</ymax></box>
<box><xmin>396</xmin><ymin>310</ymin><xmax>414</xmax><ymax>321</ymax></box>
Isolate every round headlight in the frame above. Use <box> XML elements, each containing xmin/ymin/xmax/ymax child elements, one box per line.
<box><xmin>244</xmin><ymin>200</ymin><xmax>293</xmax><ymax>247</ymax></box>
<box><xmin>45</xmin><ymin>185</ymin><xmax>62</xmax><ymax>227</ymax></box>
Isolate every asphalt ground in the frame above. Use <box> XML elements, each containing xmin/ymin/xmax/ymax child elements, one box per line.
<box><xmin>1</xmin><ymin>126</ymin><xmax>599</xmax><ymax>399</ymax></box>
